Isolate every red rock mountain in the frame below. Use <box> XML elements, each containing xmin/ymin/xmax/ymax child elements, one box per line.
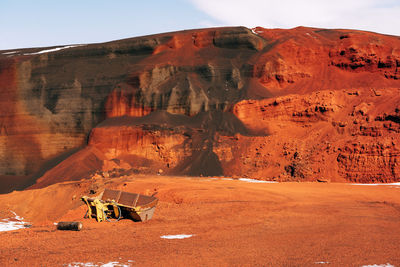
<box><xmin>0</xmin><ymin>26</ymin><xmax>399</xmax><ymax>192</ymax></box>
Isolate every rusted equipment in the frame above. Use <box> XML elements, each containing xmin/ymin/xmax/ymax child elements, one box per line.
<box><xmin>81</xmin><ymin>189</ymin><xmax>158</xmax><ymax>222</ymax></box>
<box><xmin>56</xmin><ymin>221</ymin><xmax>82</xmax><ymax>231</ymax></box>
<box><xmin>81</xmin><ymin>195</ymin><xmax>121</xmax><ymax>222</ymax></box>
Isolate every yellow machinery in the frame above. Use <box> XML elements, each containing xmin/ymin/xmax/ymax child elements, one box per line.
<box><xmin>81</xmin><ymin>196</ymin><xmax>121</xmax><ymax>222</ymax></box>
<box><xmin>81</xmin><ymin>189</ymin><xmax>158</xmax><ymax>222</ymax></box>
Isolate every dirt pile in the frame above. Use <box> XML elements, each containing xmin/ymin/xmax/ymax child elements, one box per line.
<box><xmin>0</xmin><ymin>26</ymin><xmax>400</xmax><ymax>191</ymax></box>
<box><xmin>1</xmin><ymin>176</ymin><xmax>400</xmax><ymax>266</ymax></box>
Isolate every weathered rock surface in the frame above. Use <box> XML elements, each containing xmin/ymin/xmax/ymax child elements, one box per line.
<box><xmin>1</xmin><ymin>26</ymin><xmax>400</xmax><ymax>191</ymax></box>
<box><xmin>232</xmin><ymin>88</ymin><xmax>400</xmax><ymax>182</ymax></box>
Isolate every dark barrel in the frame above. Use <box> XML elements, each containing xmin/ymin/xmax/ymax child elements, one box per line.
<box><xmin>56</xmin><ymin>221</ymin><xmax>83</xmax><ymax>231</ymax></box>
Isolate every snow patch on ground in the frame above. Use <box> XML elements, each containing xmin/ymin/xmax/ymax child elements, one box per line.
<box><xmin>207</xmin><ymin>177</ymin><xmax>277</xmax><ymax>183</ymax></box>
<box><xmin>315</xmin><ymin>262</ymin><xmax>330</xmax><ymax>264</ymax></box>
<box><xmin>238</xmin><ymin>178</ymin><xmax>278</xmax><ymax>184</ymax></box>
<box><xmin>361</xmin><ymin>264</ymin><xmax>394</xmax><ymax>267</ymax></box>
<box><xmin>0</xmin><ymin>211</ymin><xmax>30</xmax><ymax>232</ymax></box>
<box><xmin>160</xmin><ymin>234</ymin><xmax>194</xmax><ymax>239</ymax></box>
<box><xmin>68</xmin><ymin>261</ymin><xmax>134</xmax><ymax>267</ymax></box>
<box><xmin>24</xmin><ymin>45</ymin><xmax>85</xmax><ymax>55</ymax></box>
<box><xmin>351</xmin><ymin>182</ymin><xmax>400</xmax><ymax>187</ymax></box>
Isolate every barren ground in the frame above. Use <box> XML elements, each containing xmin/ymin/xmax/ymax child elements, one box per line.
<box><xmin>0</xmin><ymin>175</ymin><xmax>399</xmax><ymax>266</ymax></box>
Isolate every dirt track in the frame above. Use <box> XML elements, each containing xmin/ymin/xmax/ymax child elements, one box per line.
<box><xmin>1</xmin><ymin>176</ymin><xmax>400</xmax><ymax>266</ymax></box>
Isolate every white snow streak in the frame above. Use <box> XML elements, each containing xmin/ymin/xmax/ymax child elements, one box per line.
<box><xmin>160</xmin><ymin>234</ymin><xmax>194</xmax><ymax>239</ymax></box>
<box><xmin>24</xmin><ymin>45</ymin><xmax>84</xmax><ymax>55</ymax></box>
<box><xmin>207</xmin><ymin>177</ymin><xmax>278</xmax><ymax>183</ymax></box>
<box><xmin>238</xmin><ymin>178</ymin><xmax>278</xmax><ymax>183</ymax></box>
<box><xmin>68</xmin><ymin>261</ymin><xmax>133</xmax><ymax>267</ymax></box>
<box><xmin>351</xmin><ymin>182</ymin><xmax>400</xmax><ymax>186</ymax></box>
<box><xmin>0</xmin><ymin>211</ymin><xmax>30</xmax><ymax>232</ymax></box>
<box><xmin>2</xmin><ymin>51</ymin><xmax>19</xmax><ymax>55</ymax></box>
<box><xmin>361</xmin><ymin>264</ymin><xmax>395</xmax><ymax>267</ymax></box>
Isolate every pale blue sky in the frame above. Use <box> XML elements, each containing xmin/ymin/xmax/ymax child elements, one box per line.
<box><xmin>0</xmin><ymin>0</ymin><xmax>220</xmax><ymax>49</ymax></box>
<box><xmin>1</xmin><ymin>0</ymin><xmax>400</xmax><ymax>50</ymax></box>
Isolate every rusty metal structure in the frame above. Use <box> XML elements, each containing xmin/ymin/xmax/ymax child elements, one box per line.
<box><xmin>81</xmin><ymin>189</ymin><xmax>158</xmax><ymax>222</ymax></box>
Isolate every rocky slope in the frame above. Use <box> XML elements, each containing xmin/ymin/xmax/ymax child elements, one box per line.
<box><xmin>1</xmin><ymin>26</ymin><xmax>399</xmax><ymax>191</ymax></box>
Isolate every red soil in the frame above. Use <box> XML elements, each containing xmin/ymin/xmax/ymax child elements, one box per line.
<box><xmin>1</xmin><ymin>176</ymin><xmax>400</xmax><ymax>266</ymax></box>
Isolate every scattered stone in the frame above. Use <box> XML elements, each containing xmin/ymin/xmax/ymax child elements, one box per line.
<box><xmin>373</xmin><ymin>89</ymin><xmax>382</xmax><ymax>96</ymax></box>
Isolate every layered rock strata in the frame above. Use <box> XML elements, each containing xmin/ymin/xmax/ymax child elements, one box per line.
<box><xmin>0</xmin><ymin>26</ymin><xmax>399</xmax><ymax>190</ymax></box>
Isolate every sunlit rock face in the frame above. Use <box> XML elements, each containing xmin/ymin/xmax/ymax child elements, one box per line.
<box><xmin>232</xmin><ymin>88</ymin><xmax>400</xmax><ymax>182</ymax></box>
<box><xmin>0</xmin><ymin>26</ymin><xmax>400</xmax><ymax>190</ymax></box>
<box><xmin>0</xmin><ymin>27</ymin><xmax>260</xmax><ymax>179</ymax></box>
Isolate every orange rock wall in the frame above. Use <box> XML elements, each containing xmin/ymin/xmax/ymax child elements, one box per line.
<box><xmin>0</xmin><ymin>26</ymin><xmax>399</xmax><ymax>189</ymax></box>
<box><xmin>229</xmin><ymin>88</ymin><xmax>400</xmax><ymax>182</ymax></box>
<box><xmin>89</xmin><ymin>126</ymin><xmax>190</xmax><ymax>172</ymax></box>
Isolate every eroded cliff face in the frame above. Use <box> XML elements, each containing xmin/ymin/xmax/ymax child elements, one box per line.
<box><xmin>252</xmin><ymin>27</ymin><xmax>400</xmax><ymax>95</ymax></box>
<box><xmin>0</xmin><ymin>27</ymin><xmax>262</xmax><ymax>182</ymax></box>
<box><xmin>231</xmin><ymin>88</ymin><xmax>400</xmax><ymax>182</ymax></box>
<box><xmin>0</xmin><ymin>58</ymin><xmax>86</xmax><ymax>181</ymax></box>
<box><xmin>1</xmin><ymin>26</ymin><xmax>400</xmax><ymax>191</ymax></box>
<box><xmin>31</xmin><ymin>110</ymin><xmax>251</xmax><ymax>188</ymax></box>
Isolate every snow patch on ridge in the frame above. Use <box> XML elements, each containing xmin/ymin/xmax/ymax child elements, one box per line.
<box><xmin>251</xmin><ymin>28</ymin><xmax>265</xmax><ymax>35</ymax></box>
<box><xmin>0</xmin><ymin>211</ymin><xmax>30</xmax><ymax>232</ymax></box>
<box><xmin>160</xmin><ymin>234</ymin><xmax>194</xmax><ymax>239</ymax></box>
<box><xmin>2</xmin><ymin>51</ymin><xmax>19</xmax><ymax>55</ymax></box>
<box><xmin>24</xmin><ymin>45</ymin><xmax>85</xmax><ymax>55</ymax></box>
